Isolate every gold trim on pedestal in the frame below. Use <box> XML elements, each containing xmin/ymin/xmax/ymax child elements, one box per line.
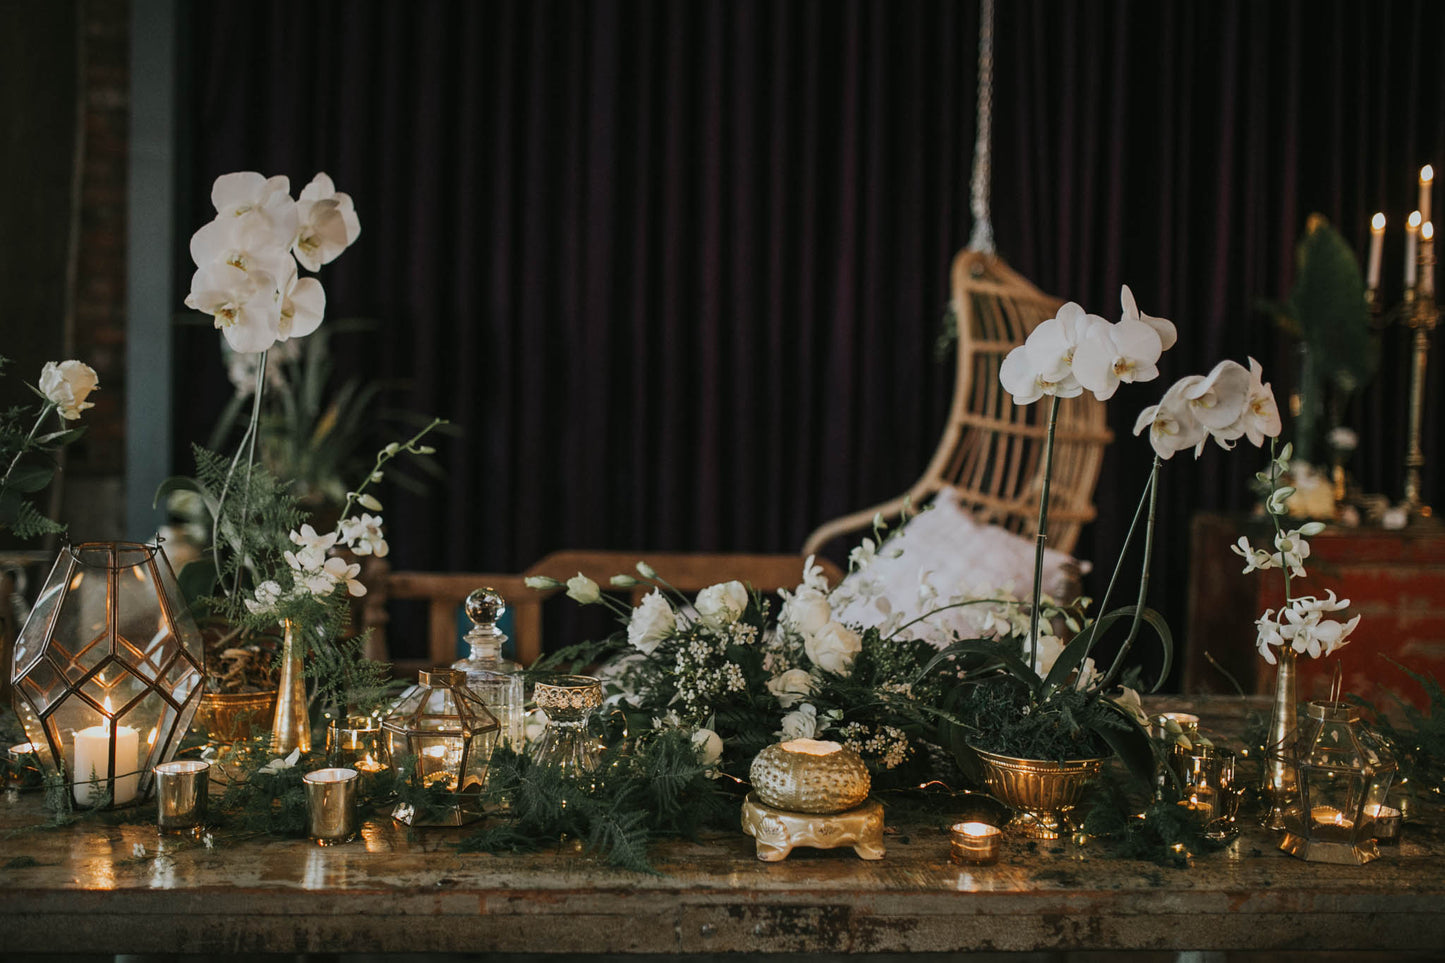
<box><xmin>740</xmin><ymin>792</ymin><xmax>885</xmax><ymax>861</ymax></box>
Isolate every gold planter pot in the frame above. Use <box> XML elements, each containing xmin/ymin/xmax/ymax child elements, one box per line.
<box><xmin>974</xmin><ymin>747</ymin><xmax>1106</xmax><ymax>839</ymax></box>
<box><xmin>194</xmin><ymin>690</ymin><xmax>279</xmax><ymax>744</ymax></box>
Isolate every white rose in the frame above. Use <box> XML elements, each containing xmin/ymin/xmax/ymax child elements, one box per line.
<box><xmin>778</xmin><ymin>703</ymin><xmax>818</xmax><ymax>741</ymax></box>
<box><xmin>766</xmin><ymin>668</ymin><xmax>814</xmax><ymax>709</ymax></box>
<box><xmin>691</xmin><ymin>728</ymin><xmax>723</xmax><ymax>768</ymax></box>
<box><xmin>804</xmin><ymin>621</ymin><xmax>862</xmax><ymax>674</ymax></box>
<box><xmin>695</xmin><ymin>580</ymin><xmax>749</xmax><ymax>628</ymax></box>
<box><xmin>39</xmin><ymin>360</ymin><xmax>99</xmax><ymax>421</ymax></box>
<box><xmin>781</xmin><ymin>586</ymin><xmax>832</xmax><ymax>637</ymax></box>
<box><xmin>566</xmin><ymin>573</ymin><xmax>601</xmax><ymax>604</ymax></box>
<box><xmin>627</xmin><ymin>589</ymin><xmax>676</xmax><ymax>655</ymax></box>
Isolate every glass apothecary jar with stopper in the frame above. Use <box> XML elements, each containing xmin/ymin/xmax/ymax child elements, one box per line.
<box><xmin>452</xmin><ymin>587</ymin><xmax>525</xmax><ymax>749</ymax></box>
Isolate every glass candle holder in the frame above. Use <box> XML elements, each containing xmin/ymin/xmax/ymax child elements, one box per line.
<box><xmin>304</xmin><ymin>767</ymin><xmax>360</xmax><ymax>845</ymax></box>
<box><xmin>154</xmin><ymin>759</ymin><xmax>210</xmax><ymax>835</ymax></box>
<box><xmin>950</xmin><ymin>821</ymin><xmax>1001</xmax><ymax>865</ymax></box>
<box><xmin>5</xmin><ymin>742</ymin><xmax>45</xmax><ymax>789</ymax></box>
<box><xmin>1364</xmin><ymin>803</ymin><xmax>1403</xmax><ymax>846</ymax></box>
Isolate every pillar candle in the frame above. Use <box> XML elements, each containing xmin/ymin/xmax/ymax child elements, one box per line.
<box><xmin>1422</xmin><ymin>221</ymin><xmax>1435</xmax><ymax>298</ymax></box>
<box><xmin>1367</xmin><ymin>213</ymin><xmax>1385</xmax><ymax>290</ymax></box>
<box><xmin>72</xmin><ymin>722</ymin><xmax>140</xmax><ymax>806</ymax></box>
<box><xmin>1406</xmin><ymin>212</ymin><xmax>1421</xmax><ymax>289</ymax></box>
<box><xmin>1421</xmin><ymin>165</ymin><xmax>1434</xmax><ymax>230</ymax></box>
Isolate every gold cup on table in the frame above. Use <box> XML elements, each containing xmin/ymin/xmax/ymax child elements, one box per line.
<box><xmin>304</xmin><ymin>767</ymin><xmax>360</xmax><ymax>845</ymax></box>
<box><xmin>154</xmin><ymin>760</ymin><xmax>211</xmax><ymax>835</ymax></box>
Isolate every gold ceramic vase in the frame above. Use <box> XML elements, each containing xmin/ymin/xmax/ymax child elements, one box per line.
<box><xmin>974</xmin><ymin>747</ymin><xmax>1106</xmax><ymax>838</ymax></box>
<box><xmin>269</xmin><ymin>621</ymin><xmax>311</xmax><ymax>753</ymax></box>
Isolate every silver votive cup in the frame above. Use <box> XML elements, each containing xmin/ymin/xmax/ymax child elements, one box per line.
<box><xmin>304</xmin><ymin>767</ymin><xmax>360</xmax><ymax>845</ymax></box>
<box><xmin>949</xmin><ymin>821</ymin><xmax>1001</xmax><ymax>865</ymax></box>
<box><xmin>154</xmin><ymin>760</ymin><xmax>210</xmax><ymax>835</ymax></box>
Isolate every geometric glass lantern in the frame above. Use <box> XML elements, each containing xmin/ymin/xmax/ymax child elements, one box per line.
<box><xmin>1280</xmin><ymin>699</ymin><xmax>1397</xmax><ymax>865</ymax></box>
<box><xmin>381</xmin><ymin>668</ymin><xmax>500</xmax><ymax>826</ymax></box>
<box><xmin>9</xmin><ymin>541</ymin><xmax>205</xmax><ymax>808</ymax></box>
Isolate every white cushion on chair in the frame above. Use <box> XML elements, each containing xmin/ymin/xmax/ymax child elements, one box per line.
<box><xmin>829</xmin><ymin>490</ymin><xmax>1084</xmax><ymax>647</ymax></box>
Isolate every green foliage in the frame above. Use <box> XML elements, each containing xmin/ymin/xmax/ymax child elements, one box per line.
<box><xmin>1360</xmin><ymin>661</ymin><xmax>1445</xmax><ymax>804</ymax></box>
<box><xmin>1260</xmin><ymin>215</ymin><xmax>1377</xmax><ymax>464</ymax></box>
<box><xmin>216</xmin><ymin>750</ymin><xmax>313</xmax><ymax>837</ymax></box>
<box><xmin>1081</xmin><ymin>779</ymin><xmax>1227</xmax><ymax>868</ymax></box>
<box><xmin>459</xmin><ymin>729</ymin><xmax>733</xmax><ymax>873</ymax></box>
<box><xmin>0</xmin><ymin>356</ymin><xmax>89</xmax><ymax>539</ymax></box>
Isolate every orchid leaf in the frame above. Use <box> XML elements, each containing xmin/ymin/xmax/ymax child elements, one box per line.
<box><xmin>917</xmin><ymin>639</ymin><xmax>1038</xmax><ymax>694</ymax></box>
<box><xmin>36</xmin><ymin>427</ymin><xmax>86</xmax><ymax>447</ymax></box>
<box><xmin>5</xmin><ymin>463</ymin><xmax>55</xmax><ymax>493</ymax></box>
<box><xmin>1094</xmin><ymin>700</ymin><xmax>1157</xmax><ymax>787</ymax></box>
<box><xmin>1095</xmin><ymin>605</ymin><xmax>1175</xmax><ymax>693</ymax></box>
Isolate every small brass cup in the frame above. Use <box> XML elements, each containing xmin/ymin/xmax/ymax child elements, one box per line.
<box><xmin>154</xmin><ymin>760</ymin><xmax>210</xmax><ymax>835</ymax></box>
<box><xmin>304</xmin><ymin>767</ymin><xmax>360</xmax><ymax>845</ymax></box>
<box><xmin>949</xmin><ymin>821</ymin><xmax>1001</xmax><ymax>865</ymax></box>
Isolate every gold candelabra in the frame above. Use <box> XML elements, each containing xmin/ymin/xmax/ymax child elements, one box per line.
<box><xmin>1366</xmin><ymin>166</ymin><xmax>1437</xmax><ymax>521</ymax></box>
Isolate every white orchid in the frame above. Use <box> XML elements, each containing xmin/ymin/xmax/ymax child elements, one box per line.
<box><xmin>294</xmin><ymin>173</ymin><xmax>361</xmax><ymax>270</ymax></box>
<box><xmin>1236</xmin><ymin>357</ymin><xmax>1282</xmax><ymax>446</ymax></box>
<box><xmin>1230</xmin><ymin>537</ymin><xmax>1275</xmax><ymax>574</ymax></box>
<box><xmin>257</xmin><ymin>747</ymin><xmax>302</xmax><ymax>775</ymax></box>
<box><xmin>38</xmin><ymin>360</ymin><xmax>99</xmax><ymax>421</ymax></box>
<box><xmin>1120</xmin><ymin>284</ymin><xmax>1177</xmax><ymax>350</ymax></box>
<box><xmin>184</xmin><ymin>262</ymin><xmax>283</xmax><ymax>353</ymax></box>
<box><xmin>290</xmin><ymin>524</ymin><xmax>338</xmax><ymax>552</ymax></box>
<box><xmin>1072</xmin><ymin>317</ymin><xmax>1164</xmax><ymax>400</ymax></box>
<box><xmin>1132</xmin><ymin>380</ymin><xmax>1206</xmax><ymax>459</ymax></box>
<box><xmin>243</xmin><ymin>579</ymin><xmax>285</xmax><ymax>615</ymax></box>
<box><xmin>277</xmin><ymin>262</ymin><xmax>326</xmax><ymax>342</ymax></box>
<box><xmin>1256</xmin><ymin>592</ymin><xmax>1360</xmax><ymax>663</ymax></box>
<box><xmin>339</xmin><ymin>513</ymin><xmax>388</xmax><ymax>557</ymax></box>
<box><xmin>210</xmin><ymin>171</ymin><xmax>293</xmax><ymax>223</ymax></box>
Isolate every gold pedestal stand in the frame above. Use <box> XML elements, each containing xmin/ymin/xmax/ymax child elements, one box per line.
<box><xmin>740</xmin><ymin>792</ymin><xmax>885</xmax><ymax>861</ymax></box>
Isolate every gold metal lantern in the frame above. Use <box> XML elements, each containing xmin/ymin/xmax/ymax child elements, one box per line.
<box><xmin>1280</xmin><ymin>700</ymin><xmax>1397</xmax><ymax>865</ymax></box>
<box><xmin>9</xmin><ymin>541</ymin><xmax>205</xmax><ymax>807</ymax></box>
<box><xmin>381</xmin><ymin>668</ymin><xmax>500</xmax><ymax>826</ymax></box>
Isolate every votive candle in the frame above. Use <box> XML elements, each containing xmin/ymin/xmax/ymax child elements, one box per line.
<box><xmin>950</xmin><ymin>821</ymin><xmax>1001</xmax><ymax>865</ymax></box>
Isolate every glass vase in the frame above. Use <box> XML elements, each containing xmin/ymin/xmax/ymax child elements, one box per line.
<box><xmin>532</xmin><ymin>675</ymin><xmax>603</xmax><ymax>783</ymax></box>
<box><xmin>269</xmin><ymin>621</ymin><xmax>310</xmax><ymax>754</ymax></box>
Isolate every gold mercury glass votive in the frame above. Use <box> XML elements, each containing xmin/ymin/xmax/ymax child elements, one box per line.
<box><xmin>950</xmin><ymin>821</ymin><xmax>1001</xmax><ymax>865</ymax></box>
<box><xmin>154</xmin><ymin>759</ymin><xmax>210</xmax><ymax>835</ymax></box>
<box><xmin>1365</xmin><ymin>804</ymin><xmax>1403</xmax><ymax>846</ymax></box>
<box><xmin>6</xmin><ymin>742</ymin><xmax>45</xmax><ymax>789</ymax></box>
<box><xmin>304</xmin><ymin>767</ymin><xmax>360</xmax><ymax>845</ymax></box>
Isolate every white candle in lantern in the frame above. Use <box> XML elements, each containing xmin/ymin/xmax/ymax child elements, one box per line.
<box><xmin>1420</xmin><ymin>165</ymin><xmax>1434</xmax><ymax>229</ymax></box>
<box><xmin>72</xmin><ymin>718</ymin><xmax>140</xmax><ymax>806</ymax></box>
<box><xmin>1367</xmin><ymin>212</ymin><xmax>1385</xmax><ymax>290</ymax></box>
<box><xmin>1406</xmin><ymin>211</ymin><xmax>1421</xmax><ymax>289</ymax></box>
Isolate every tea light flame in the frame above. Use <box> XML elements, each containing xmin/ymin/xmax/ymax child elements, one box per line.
<box><xmin>778</xmin><ymin>739</ymin><xmax>842</xmax><ymax>756</ymax></box>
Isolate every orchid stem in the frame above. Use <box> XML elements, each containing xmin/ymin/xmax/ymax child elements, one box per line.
<box><xmin>213</xmin><ymin>350</ymin><xmax>268</xmax><ymax>599</ymax></box>
<box><xmin>1097</xmin><ymin>456</ymin><xmax>1160</xmax><ymax>688</ymax></box>
<box><xmin>1027</xmin><ymin>396</ymin><xmax>1061</xmax><ymax>677</ymax></box>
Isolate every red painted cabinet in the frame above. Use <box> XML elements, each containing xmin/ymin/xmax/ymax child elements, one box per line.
<box><xmin>1185</xmin><ymin>512</ymin><xmax>1445</xmax><ymax>711</ymax></box>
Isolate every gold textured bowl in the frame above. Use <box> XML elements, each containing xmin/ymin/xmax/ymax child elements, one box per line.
<box><xmin>750</xmin><ymin>740</ymin><xmax>870</xmax><ymax>814</ymax></box>
<box><xmin>194</xmin><ymin>690</ymin><xmax>278</xmax><ymax>744</ymax></box>
<box><xmin>974</xmin><ymin>747</ymin><xmax>1106</xmax><ymax>838</ymax></box>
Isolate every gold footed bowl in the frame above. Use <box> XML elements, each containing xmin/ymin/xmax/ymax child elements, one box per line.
<box><xmin>194</xmin><ymin>690</ymin><xmax>278</xmax><ymax>744</ymax></box>
<box><xmin>974</xmin><ymin>747</ymin><xmax>1107</xmax><ymax>839</ymax></box>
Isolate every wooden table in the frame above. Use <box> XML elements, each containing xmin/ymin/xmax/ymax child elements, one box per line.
<box><xmin>1</xmin><ymin>697</ymin><xmax>1443</xmax><ymax>957</ymax></box>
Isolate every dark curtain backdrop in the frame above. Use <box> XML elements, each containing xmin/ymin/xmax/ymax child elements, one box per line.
<box><xmin>176</xmin><ymin>0</ymin><xmax>1445</xmax><ymax>669</ymax></box>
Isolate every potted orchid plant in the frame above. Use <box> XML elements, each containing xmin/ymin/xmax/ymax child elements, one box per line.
<box><xmin>922</xmin><ymin>285</ymin><xmax>1283</xmax><ymax>831</ymax></box>
<box><xmin>164</xmin><ymin>171</ymin><xmax>440</xmax><ymax>747</ymax></box>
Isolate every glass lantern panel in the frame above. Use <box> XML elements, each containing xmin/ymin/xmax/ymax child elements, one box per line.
<box><xmin>460</xmin><ymin>730</ymin><xmax>499</xmax><ymax>792</ymax></box>
<box><xmin>11</xmin><ymin>557</ymin><xmax>71</xmax><ymax>679</ymax></box>
<box><xmin>17</xmin><ymin>656</ymin><xmax>65</xmax><ymax>715</ymax></box>
<box><xmin>410</xmin><ymin>732</ymin><xmax>465</xmax><ymax>790</ymax></box>
<box><xmin>1299</xmin><ymin>768</ymin><xmax>1366</xmax><ymax>841</ymax></box>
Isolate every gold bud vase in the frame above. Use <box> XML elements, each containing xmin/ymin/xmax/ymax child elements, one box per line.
<box><xmin>269</xmin><ymin>621</ymin><xmax>311</xmax><ymax>754</ymax></box>
<box><xmin>1260</xmin><ymin>645</ymin><xmax>1298</xmax><ymax>830</ymax></box>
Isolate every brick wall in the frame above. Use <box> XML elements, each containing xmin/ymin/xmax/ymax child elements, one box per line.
<box><xmin>63</xmin><ymin>0</ymin><xmax>129</xmax><ymax>539</ymax></box>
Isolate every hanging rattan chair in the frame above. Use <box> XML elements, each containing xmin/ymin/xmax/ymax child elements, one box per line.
<box><xmin>803</xmin><ymin>250</ymin><xmax>1112</xmax><ymax>558</ymax></box>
